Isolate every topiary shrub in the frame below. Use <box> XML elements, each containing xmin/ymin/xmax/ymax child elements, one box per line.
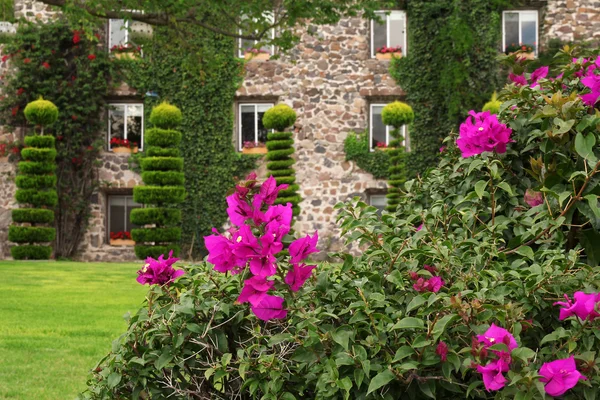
<box><xmin>382</xmin><ymin>101</ymin><xmax>414</xmax><ymax>212</ymax></box>
<box><xmin>263</xmin><ymin>104</ymin><xmax>301</xmax><ymax>216</ymax></box>
<box><xmin>482</xmin><ymin>91</ymin><xmax>502</xmax><ymax>114</ymax></box>
<box><xmin>10</xmin><ymin>100</ymin><xmax>58</xmax><ymax>259</ymax></box>
<box><xmin>131</xmin><ymin>103</ymin><xmax>186</xmax><ymax>259</ymax></box>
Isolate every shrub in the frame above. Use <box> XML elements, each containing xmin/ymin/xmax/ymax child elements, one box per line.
<box><xmin>18</xmin><ymin>161</ymin><xmax>55</xmax><ymax>174</ymax></box>
<box><xmin>265</xmin><ymin>129</ymin><xmax>301</xmax><ymax>216</ymax></box>
<box><xmin>265</xmin><ymin>148</ymin><xmax>295</xmax><ymax>160</ymax></box>
<box><xmin>149</xmin><ymin>102</ymin><xmax>183</xmax><ymax>129</ymax></box>
<box><xmin>145</xmin><ymin>128</ymin><xmax>182</xmax><ymax>148</ymax></box>
<box><xmin>140</xmin><ymin>157</ymin><xmax>184</xmax><ymax>172</ymax></box>
<box><xmin>343</xmin><ymin>130</ymin><xmax>392</xmax><ymax>179</ymax></box>
<box><xmin>24</xmin><ymin>135</ymin><xmax>55</xmax><ymax>148</ymax></box>
<box><xmin>145</xmin><ymin>147</ymin><xmax>179</xmax><ymax>157</ymax></box>
<box><xmin>15</xmin><ymin>189</ymin><xmax>58</xmax><ymax>207</ymax></box>
<box><xmin>266</xmin><ymin>159</ymin><xmax>295</xmax><ymax>170</ymax></box>
<box><xmin>130</xmin><ymin>208</ymin><xmax>181</xmax><ymax>226</ymax></box>
<box><xmin>131</xmin><ymin>227</ymin><xmax>182</xmax><ymax>243</ymax></box>
<box><xmin>141</xmin><ymin>171</ymin><xmax>185</xmax><ymax>186</ymax></box>
<box><xmin>381</xmin><ymin>101</ymin><xmax>415</xmax><ymax>127</ymax></box>
<box><xmin>8</xmin><ymin>226</ymin><xmax>56</xmax><ymax>243</ymax></box>
<box><xmin>134</xmin><ymin>244</ymin><xmax>181</xmax><ymax>259</ymax></box>
<box><xmin>15</xmin><ymin>175</ymin><xmax>57</xmax><ymax>189</ymax></box>
<box><xmin>11</xmin><ymin>208</ymin><xmax>54</xmax><ymax>224</ymax></box>
<box><xmin>266</xmin><ymin>139</ymin><xmax>294</xmax><ymax>151</ymax></box>
<box><xmin>23</xmin><ymin>97</ymin><xmax>59</xmax><ymax>127</ymax></box>
<box><xmin>133</xmin><ymin>186</ymin><xmax>186</xmax><ymax>205</ymax></box>
<box><xmin>10</xmin><ymin>245</ymin><xmax>52</xmax><ymax>260</ymax></box>
<box><xmin>20</xmin><ymin>148</ymin><xmax>57</xmax><ymax>162</ymax></box>
<box><xmin>262</xmin><ymin>103</ymin><xmax>297</xmax><ymax>132</ymax></box>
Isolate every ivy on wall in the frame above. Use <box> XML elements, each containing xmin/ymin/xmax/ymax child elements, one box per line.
<box><xmin>389</xmin><ymin>0</ymin><xmax>508</xmax><ymax>176</ymax></box>
<box><xmin>123</xmin><ymin>27</ymin><xmax>257</xmax><ymax>257</ymax></box>
<box><xmin>343</xmin><ymin>130</ymin><xmax>391</xmax><ymax>179</ymax></box>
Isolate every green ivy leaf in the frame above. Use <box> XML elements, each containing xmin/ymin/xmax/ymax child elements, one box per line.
<box><xmin>575</xmin><ymin>132</ymin><xmax>597</xmax><ymax>164</ymax></box>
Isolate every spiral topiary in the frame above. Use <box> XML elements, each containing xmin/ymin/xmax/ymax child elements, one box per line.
<box><xmin>382</xmin><ymin>101</ymin><xmax>414</xmax><ymax>213</ymax></box>
<box><xmin>263</xmin><ymin>104</ymin><xmax>301</xmax><ymax>216</ymax></box>
<box><xmin>482</xmin><ymin>92</ymin><xmax>502</xmax><ymax>115</ymax></box>
<box><xmin>131</xmin><ymin>103</ymin><xmax>186</xmax><ymax>259</ymax></box>
<box><xmin>9</xmin><ymin>99</ymin><xmax>58</xmax><ymax>259</ymax></box>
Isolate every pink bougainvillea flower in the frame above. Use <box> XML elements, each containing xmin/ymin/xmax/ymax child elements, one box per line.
<box><xmin>413</xmin><ymin>276</ymin><xmax>444</xmax><ymax>293</ymax></box>
<box><xmin>439</xmin><ymin>146</ymin><xmax>446</xmax><ymax>153</ymax></box>
<box><xmin>530</xmin><ymin>66</ymin><xmax>549</xmax><ymax>87</ymax></box>
<box><xmin>136</xmin><ymin>251</ymin><xmax>184</xmax><ymax>285</ymax></box>
<box><xmin>477</xmin><ymin>359</ymin><xmax>509</xmax><ymax>391</ymax></box>
<box><xmin>416</xmin><ymin>224</ymin><xmax>423</xmax><ymax>231</ymax></box>
<box><xmin>250</xmin><ymin>294</ymin><xmax>288</xmax><ymax>321</ymax></box>
<box><xmin>237</xmin><ymin>276</ymin><xmax>274</xmax><ymax>306</ymax></box>
<box><xmin>423</xmin><ymin>265</ymin><xmax>437</xmax><ymax>275</ymax></box>
<box><xmin>232</xmin><ymin>224</ymin><xmax>260</xmax><ymax>260</ymax></box>
<box><xmin>524</xmin><ymin>189</ymin><xmax>543</xmax><ymax>207</ymax></box>
<box><xmin>456</xmin><ymin>111</ymin><xmax>513</xmax><ymax>158</ymax></box>
<box><xmin>436</xmin><ymin>341</ymin><xmax>448</xmax><ymax>362</ymax></box>
<box><xmin>226</xmin><ymin>193</ymin><xmax>254</xmax><ymax>227</ymax></box>
<box><xmin>204</xmin><ymin>231</ymin><xmax>246</xmax><ymax>274</ymax></box>
<box><xmin>259</xmin><ymin>230</ymin><xmax>284</xmax><ymax>257</ymax></box>
<box><xmin>249</xmin><ymin>255</ymin><xmax>277</xmax><ymax>277</ymax></box>
<box><xmin>539</xmin><ymin>356</ymin><xmax>586</xmax><ymax>397</ymax></box>
<box><xmin>285</xmin><ymin>263</ymin><xmax>316</xmax><ymax>292</ymax></box>
<box><xmin>264</xmin><ymin>203</ymin><xmax>293</xmax><ymax>237</ymax></box>
<box><xmin>509</xmin><ymin>73</ymin><xmax>527</xmax><ymax>86</ymax></box>
<box><xmin>408</xmin><ymin>271</ymin><xmax>419</xmax><ymax>280</ymax></box>
<box><xmin>477</xmin><ymin>324</ymin><xmax>518</xmax><ymax>352</ymax></box>
<box><xmin>580</xmin><ymin>71</ymin><xmax>600</xmax><ymax>106</ymax></box>
<box><xmin>289</xmin><ymin>231</ymin><xmax>319</xmax><ymax>264</ymax></box>
<box><xmin>260</xmin><ymin>175</ymin><xmax>289</xmax><ymax>205</ymax></box>
<box><xmin>553</xmin><ymin>292</ymin><xmax>600</xmax><ymax>321</ymax></box>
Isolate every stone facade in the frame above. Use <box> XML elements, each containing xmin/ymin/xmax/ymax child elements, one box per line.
<box><xmin>0</xmin><ymin>0</ymin><xmax>598</xmax><ymax>259</ymax></box>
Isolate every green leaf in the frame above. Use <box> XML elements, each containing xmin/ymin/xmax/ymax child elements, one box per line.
<box><xmin>221</xmin><ymin>353</ymin><xmax>232</xmax><ymax>367</ymax></box>
<box><xmin>474</xmin><ymin>180</ymin><xmax>487</xmax><ymax>199</ymax></box>
<box><xmin>107</xmin><ymin>372</ymin><xmax>121</xmax><ymax>389</ymax></box>
<box><xmin>584</xmin><ymin>194</ymin><xmax>600</xmax><ymax>218</ymax></box>
<box><xmin>155</xmin><ymin>350</ymin><xmax>173</xmax><ymax>370</ymax></box>
<box><xmin>511</xmin><ymin>347</ymin><xmax>536</xmax><ymax>363</ymax></box>
<box><xmin>268</xmin><ymin>333</ymin><xmax>293</xmax><ymax>346</ymax></box>
<box><xmin>354</xmin><ymin>369</ymin><xmax>365</xmax><ymax>389</ymax></box>
<box><xmin>515</xmin><ymin>246</ymin><xmax>534</xmax><ymax>261</ymax></box>
<box><xmin>392</xmin><ymin>346</ymin><xmax>414</xmax><ymax>362</ymax></box>
<box><xmin>393</xmin><ymin>317</ymin><xmax>425</xmax><ymax>330</ymax></box>
<box><xmin>497</xmin><ymin>181</ymin><xmax>514</xmax><ymax>196</ymax></box>
<box><xmin>406</xmin><ymin>295</ymin><xmax>426</xmax><ymax>313</ymax></box>
<box><xmin>366</xmin><ymin>370</ymin><xmax>395</xmax><ymax>395</ymax></box>
<box><xmin>580</xmin><ymin>228</ymin><xmax>600</xmax><ymax>267</ymax></box>
<box><xmin>432</xmin><ymin>314</ymin><xmax>459</xmax><ymax>341</ymax></box>
<box><xmin>331</xmin><ymin>328</ymin><xmax>353</xmax><ymax>350</ymax></box>
<box><xmin>575</xmin><ymin>132</ymin><xmax>597</xmax><ymax>164</ymax></box>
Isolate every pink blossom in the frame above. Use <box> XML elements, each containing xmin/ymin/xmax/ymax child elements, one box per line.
<box><xmin>416</xmin><ymin>224</ymin><xmax>423</xmax><ymax>231</ymax></box>
<box><xmin>237</xmin><ymin>276</ymin><xmax>274</xmax><ymax>306</ymax></box>
<box><xmin>204</xmin><ymin>231</ymin><xmax>246</xmax><ymax>274</ymax></box>
<box><xmin>509</xmin><ymin>73</ymin><xmax>527</xmax><ymax>86</ymax></box>
<box><xmin>136</xmin><ymin>251</ymin><xmax>185</xmax><ymax>285</ymax></box>
<box><xmin>289</xmin><ymin>232</ymin><xmax>319</xmax><ymax>264</ymax></box>
<box><xmin>456</xmin><ymin>111</ymin><xmax>513</xmax><ymax>158</ymax></box>
<box><xmin>524</xmin><ymin>189</ymin><xmax>543</xmax><ymax>207</ymax></box>
<box><xmin>226</xmin><ymin>193</ymin><xmax>253</xmax><ymax>226</ymax></box>
<box><xmin>249</xmin><ymin>255</ymin><xmax>277</xmax><ymax>277</ymax></box>
<box><xmin>423</xmin><ymin>265</ymin><xmax>437</xmax><ymax>275</ymax></box>
<box><xmin>439</xmin><ymin>146</ymin><xmax>446</xmax><ymax>153</ymax></box>
<box><xmin>436</xmin><ymin>341</ymin><xmax>448</xmax><ymax>362</ymax></box>
<box><xmin>477</xmin><ymin>324</ymin><xmax>518</xmax><ymax>353</ymax></box>
<box><xmin>231</xmin><ymin>225</ymin><xmax>260</xmax><ymax>260</ymax></box>
<box><xmin>413</xmin><ymin>276</ymin><xmax>444</xmax><ymax>293</ymax></box>
<box><xmin>530</xmin><ymin>66</ymin><xmax>548</xmax><ymax>87</ymax></box>
<box><xmin>250</xmin><ymin>294</ymin><xmax>288</xmax><ymax>321</ymax></box>
<box><xmin>264</xmin><ymin>203</ymin><xmax>293</xmax><ymax>239</ymax></box>
<box><xmin>285</xmin><ymin>263</ymin><xmax>316</xmax><ymax>291</ymax></box>
<box><xmin>554</xmin><ymin>292</ymin><xmax>600</xmax><ymax>321</ymax></box>
<box><xmin>580</xmin><ymin>70</ymin><xmax>600</xmax><ymax>106</ymax></box>
<box><xmin>477</xmin><ymin>359</ymin><xmax>509</xmax><ymax>391</ymax></box>
<box><xmin>539</xmin><ymin>356</ymin><xmax>586</xmax><ymax>397</ymax></box>
<box><xmin>259</xmin><ymin>175</ymin><xmax>289</xmax><ymax>205</ymax></box>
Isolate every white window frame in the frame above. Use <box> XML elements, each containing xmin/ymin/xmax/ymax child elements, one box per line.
<box><xmin>107</xmin><ymin>194</ymin><xmax>141</xmax><ymax>241</ymax></box>
<box><xmin>502</xmin><ymin>10</ymin><xmax>538</xmax><ymax>56</ymax></box>
<box><xmin>371</xmin><ymin>10</ymin><xmax>407</xmax><ymax>58</ymax></box>
<box><xmin>108</xmin><ymin>19</ymin><xmax>130</xmax><ymax>48</ymax></box>
<box><xmin>369</xmin><ymin>103</ymin><xmax>410</xmax><ymax>152</ymax></box>
<box><xmin>108</xmin><ymin>103</ymin><xmax>145</xmax><ymax>151</ymax></box>
<box><xmin>238</xmin><ymin>103</ymin><xmax>274</xmax><ymax>151</ymax></box>
<box><xmin>238</xmin><ymin>14</ymin><xmax>276</xmax><ymax>58</ymax></box>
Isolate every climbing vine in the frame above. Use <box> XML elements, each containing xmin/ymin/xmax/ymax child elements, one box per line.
<box><xmin>343</xmin><ymin>130</ymin><xmax>391</xmax><ymax>179</ymax></box>
<box><xmin>123</xmin><ymin>26</ymin><xmax>257</xmax><ymax>257</ymax></box>
<box><xmin>389</xmin><ymin>0</ymin><xmax>509</xmax><ymax>176</ymax></box>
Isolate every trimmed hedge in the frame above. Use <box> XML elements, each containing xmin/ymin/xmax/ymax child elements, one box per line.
<box><xmin>130</xmin><ymin>208</ymin><xmax>181</xmax><ymax>226</ymax></box>
<box><xmin>134</xmin><ymin>244</ymin><xmax>181</xmax><ymax>259</ymax></box>
<box><xmin>21</xmin><ymin>148</ymin><xmax>57</xmax><ymax>162</ymax></box>
<box><xmin>131</xmin><ymin>227</ymin><xmax>182</xmax><ymax>243</ymax></box>
<box><xmin>15</xmin><ymin>189</ymin><xmax>58</xmax><ymax>207</ymax></box>
<box><xmin>10</xmin><ymin>245</ymin><xmax>52</xmax><ymax>260</ymax></box>
<box><xmin>11</xmin><ymin>208</ymin><xmax>54</xmax><ymax>223</ymax></box>
<box><xmin>141</xmin><ymin>171</ymin><xmax>185</xmax><ymax>186</ymax></box>
<box><xmin>149</xmin><ymin>102</ymin><xmax>183</xmax><ymax>129</ymax></box>
<box><xmin>265</xmin><ymin>148</ymin><xmax>295</xmax><ymax>161</ymax></box>
<box><xmin>133</xmin><ymin>186</ymin><xmax>186</xmax><ymax>205</ymax></box>
<box><xmin>266</xmin><ymin>139</ymin><xmax>294</xmax><ymax>151</ymax></box>
<box><xmin>145</xmin><ymin>147</ymin><xmax>180</xmax><ymax>157</ymax></box>
<box><xmin>8</xmin><ymin>226</ymin><xmax>56</xmax><ymax>243</ymax></box>
<box><xmin>23</xmin><ymin>97</ymin><xmax>59</xmax><ymax>126</ymax></box>
<box><xmin>262</xmin><ymin>104</ymin><xmax>297</xmax><ymax>132</ymax></box>
<box><xmin>140</xmin><ymin>157</ymin><xmax>184</xmax><ymax>172</ymax></box>
<box><xmin>15</xmin><ymin>175</ymin><xmax>57</xmax><ymax>189</ymax></box>
<box><xmin>266</xmin><ymin>159</ymin><xmax>295</xmax><ymax>170</ymax></box>
<box><xmin>18</xmin><ymin>161</ymin><xmax>56</xmax><ymax>174</ymax></box>
<box><xmin>24</xmin><ymin>135</ymin><xmax>55</xmax><ymax>148</ymax></box>
<box><xmin>145</xmin><ymin>128</ymin><xmax>182</xmax><ymax>148</ymax></box>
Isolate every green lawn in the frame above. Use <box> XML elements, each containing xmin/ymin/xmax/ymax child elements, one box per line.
<box><xmin>0</xmin><ymin>261</ymin><xmax>147</xmax><ymax>400</ymax></box>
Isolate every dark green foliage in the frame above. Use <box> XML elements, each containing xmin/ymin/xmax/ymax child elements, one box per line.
<box><xmin>11</xmin><ymin>208</ymin><xmax>54</xmax><ymax>224</ymax></box>
<box><xmin>343</xmin><ymin>131</ymin><xmax>391</xmax><ymax>179</ymax></box>
<box><xmin>8</xmin><ymin>226</ymin><xmax>56</xmax><ymax>243</ymax></box>
<box><xmin>18</xmin><ymin>161</ymin><xmax>55</xmax><ymax>174</ymax></box>
<box><xmin>145</xmin><ymin>128</ymin><xmax>182</xmax><ymax>148</ymax></box>
<box><xmin>134</xmin><ymin>244</ymin><xmax>181</xmax><ymax>259</ymax></box>
<box><xmin>145</xmin><ymin>147</ymin><xmax>180</xmax><ymax>157</ymax></box>
<box><xmin>131</xmin><ymin>227</ymin><xmax>182</xmax><ymax>243</ymax></box>
<box><xmin>389</xmin><ymin>0</ymin><xmax>504</xmax><ymax>177</ymax></box>
<box><xmin>141</xmin><ymin>171</ymin><xmax>185</xmax><ymax>186</ymax></box>
<box><xmin>130</xmin><ymin>208</ymin><xmax>181</xmax><ymax>226</ymax></box>
<box><xmin>24</xmin><ymin>135</ymin><xmax>54</xmax><ymax>148</ymax></box>
<box><xmin>381</xmin><ymin>101</ymin><xmax>414</xmax><ymax>127</ymax></box>
<box><xmin>265</xmin><ymin>148</ymin><xmax>295</xmax><ymax>160</ymax></box>
<box><xmin>268</xmin><ymin>168</ymin><xmax>295</xmax><ymax>177</ymax></box>
<box><xmin>140</xmin><ymin>157</ymin><xmax>184</xmax><ymax>172</ymax></box>
<box><xmin>23</xmin><ymin>97</ymin><xmax>59</xmax><ymax>126</ymax></box>
<box><xmin>266</xmin><ymin>139</ymin><xmax>294</xmax><ymax>151</ymax></box>
<box><xmin>262</xmin><ymin>104</ymin><xmax>297</xmax><ymax>132</ymax></box>
<box><xmin>20</xmin><ymin>148</ymin><xmax>57</xmax><ymax>162</ymax></box>
<box><xmin>10</xmin><ymin>245</ymin><xmax>52</xmax><ymax>260</ymax></box>
<box><xmin>133</xmin><ymin>186</ymin><xmax>186</xmax><ymax>205</ymax></box>
<box><xmin>149</xmin><ymin>102</ymin><xmax>183</xmax><ymax>129</ymax></box>
<box><xmin>267</xmin><ymin>132</ymin><xmax>293</xmax><ymax>141</ymax></box>
<box><xmin>265</xmin><ymin>130</ymin><xmax>301</xmax><ymax>216</ymax></box>
<box><xmin>15</xmin><ymin>189</ymin><xmax>58</xmax><ymax>207</ymax></box>
<box><xmin>15</xmin><ymin>175</ymin><xmax>57</xmax><ymax>189</ymax></box>
<box><xmin>384</xmin><ymin>102</ymin><xmax>412</xmax><ymax>211</ymax></box>
<box><xmin>273</xmin><ymin>176</ymin><xmax>296</xmax><ymax>185</ymax></box>
<box><xmin>267</xmin><ymin>159</ymin><xmax>295</xmax><ymax>170</ymax></box>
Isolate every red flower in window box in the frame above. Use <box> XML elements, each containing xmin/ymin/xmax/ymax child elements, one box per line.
<box><xmin>376</xmin><ymin>45</ymin><xmax>402</xmax><ymax>54</ymax></box>
<box><xmin>376</xmin><ymin>141</ymin><xmax>388</xmax><ymax>148</ymax></box>
<box><xmin>110</xmin><ymin>231</ymin><xmax>134</xmax><ymax>245</ymax></box>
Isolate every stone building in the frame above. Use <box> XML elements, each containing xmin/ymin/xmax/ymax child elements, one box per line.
<box><xmin>0</xmin><ymin>0</ymin><xmax>598</xmax><ymax>260</ymax></box>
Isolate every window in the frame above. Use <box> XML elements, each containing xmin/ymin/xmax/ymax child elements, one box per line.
<box><xmin>503</xmin><ymin>10</ymin><xmax>538</xmax><ymax>55</ymax></box>
<box><xmin>369</xmin><ymin>104</ymin><xmax>410</xmax><ymax>151</ymax></box>
<box><xmin>107</xmin><ymin>195</ymin><xmax>142</xmax><ymax>241</ymax></box>
<box><xmin>108</xmin><ymin>104</ymin><xmax>144</xmax><ymax>151</ymax></box>
<box><xmin>238</xmin><ymin>14</ymin><xmax>276</xmax><ymax>57</ymax></box>
<box><xmin>369</xmin><ymin>194</ymin><xmax>387</xmax><ymax>215</ymax></box>
<box><xmin>371</xmin><ymin>11</ymin><xmax>407</xmax><ymax>58</ymax></box>
<box><xmin>238</xmin><ymin>103</ymin><xmax>273</xmax><ymax>151</ymax></box>
<box><xmin>109</xmin><ymin>19</ymin><xmax>130</xmax><ymax>48</ymax></box>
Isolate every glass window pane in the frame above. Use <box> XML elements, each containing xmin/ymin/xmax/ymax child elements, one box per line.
<box><xmin>126</xmin><ymin>105</ymin><xmax>143</xmax><ymax>148</ymax></box>
<box><xmin>372</xmin><ymin>12</ymin><xmax>387</xmax><ymax>53</ymax></box>
<box><xmin>109</xmin><ymin>19</ymin><xmax>127</xmax><ymax>48</ymax></box>
<box><xmin>257</xmin><ymin>104</ymin><xmax>272</xmax><ymax>113</ymax></box>
<box><xmin>504</xmin><ymin>12</ymin><xmax>519</xmax><ymax>51</ymax></box>
<box><xmin>109</xmin><ymin>196</ymin><xmax>126</xmax><ymax>234</ymax></box>
<box><xmin>241</xmin><ymin>38</ymin><xmax>256</xmax><ymax>53</ymax></box>
<box><xmin>404</xmin><ymin>126</ymin><xmax>411</xmax><ymax>151</ymax></box>
<box><xmin>371</xmin><ymin>106</ymin><xmax>386</xmax><ymax>148</ymax></box>
<box><xmin>240</xmin><ymin>105</ymin><xmax>256</xmax><ymax>147</ymax></box>
<box><xmin>521</xmin><ymin>19</ymin><xmax>537</xmax><ymax>47</ymax></box>
<box><xmin>257</xmin><ymin>111</ymin><xmax>268</xmax><ymax>144</ymax></box>
<box><xmin>109</xmin><ymin>105</ymin><xmax>125</xmax><ymax>149</ymax></box>
<box><xmin>370</xmin><ymin>195</ymin><xmax>387</xmax><ymax>215</ymax></box>
<box><xmin>389</xmin><ymin>12</ymin><xmax>405</xmax><ymax>49</ymax></box>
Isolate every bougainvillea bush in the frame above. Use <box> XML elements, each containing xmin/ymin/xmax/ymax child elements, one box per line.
<box><xmin>81</xmin><ymin>49</ymin><xmax>600</xmax><ymax>399</ymax></box>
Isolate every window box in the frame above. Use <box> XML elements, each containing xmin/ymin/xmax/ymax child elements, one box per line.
<box><xmin>113</xmin><ymin>51</ymin><xmax>139</xmax><ymax>60</ymax></box>
<box><xmin>502</xmin><ymin>10</ymin><xmax>538</xmax><ymax>57</ymax></box>
<box><xmin>244</xmin><ymin>51</ymin><xmax>270</xmax><ymax>61</ymax></box>
<box><xmin>508</xmin><ymin>51</ymin><xmax>535</xmax><ymax>60</ymax></box>
<box><xmin>109</xmin><ymin>238</ymin><xmax>135</xmax><ymax>246</ymax></box>
<box><xmin>111</xmin><ymin>146</ymin><xmax>139</xmax><ymax>154</ymax></box>
<box><xmin>371</xmin><ymin>11</ymin><xmax>407</xmax><ymax>58</ymax></box>
<box><xmin>370</xmin><ymin>104</ymin><xmax>410</xmax><ymax>151</ymax></box>
<box><xmin>242</xmin><ymin>146</ymin><xmax>268</xmax><ymax>154</ymax></box>
<box><xmin>109</xmin><ymin>103</ymin><xmax>144</xmax><ymax>152</ymax></box>
<box><xmin>375</xmin><ymin>51</ymin><xmax>402</xmax><ymax>60</ymax></box>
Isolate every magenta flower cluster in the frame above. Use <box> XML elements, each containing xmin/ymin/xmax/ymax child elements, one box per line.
<box><xmin>204</xmin><ymin>174</ymin><xmax>318</xmax><ymax>321</ymax></box>
<box><xmin>409</xmin><ymin>265</ymin><xmax>444</xmax><ymax>293</ymax></box>
<box><xmin>554</xmin><ymin>291</ymin><xmax>600</xmax><ymax>321</ymax></box>
<box><xmin>456</xmin><ymin>111</ymin><xmax>513</xmax><ymax>158</ymax></box>
<box><xmin>136</xmin><ymin>250</ymin><xmax>185</xmax><ymax>286</ymax></box>
<box><xmin>579</xmin><ymin>56</ymin><xmax>600</xmax><ymax>106</ymax></box>
<box><xmin>509</xmin><ymin>66</ymin><xmax>548</xmax><ymax>88</ymax></box>
<box><xmin>524</xmin><ymin>189</ymin><xmax>543</xmax><ymax>207</ymax></box>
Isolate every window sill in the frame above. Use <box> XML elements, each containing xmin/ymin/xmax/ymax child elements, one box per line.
<box><xmin>243</xmin><ymin>52</ymin><xmax>270</xmax><ymax>61</ymax></box>
<box><xmin>109</xmin><ymin>239</ymin><xmax>135</xmax><ymax>246</ymax></box>
<box><xmin>241</xmin><ymin>147</ymin><xmax>268</xmax><ymax>155</ymax></box>
<box><xmin>110</xmin><ymin>147</ymin><xmax>139</xmax><ymax>154</ymax></box>
<box><xmin>506</xmin><ymin>51</ymin><xmax>535</xmax><ymax>60</ymax></box>
<box><xmin>111</xmin><ymin>52</ymin><xmax>140</xmax><ymax>60</ymax></box>
<box><xmin>374</xmin><ymin>52</ymin><xmax>402</xmax><ymax>61</ymax></box>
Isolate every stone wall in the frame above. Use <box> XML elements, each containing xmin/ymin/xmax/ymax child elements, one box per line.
<box><xmin>14</xmin><ymin>0</ymin><xmax>58</xmax><ymax>22</ymax></box>
<box><xmin>543</xmin><ymin>0</ymin><xmax>600</xmax><ymax>45</ymax></box>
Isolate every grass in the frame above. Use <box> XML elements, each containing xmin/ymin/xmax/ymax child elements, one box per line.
<box><xmin>0</xmin><ymin>261</ymin><xmax>147</xmax><ymax>400</ymax></box>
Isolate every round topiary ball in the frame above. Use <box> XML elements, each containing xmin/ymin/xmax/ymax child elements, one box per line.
<box><xmin>482</xmin><ymin>92</ymin><xmax>502</xmax><ymax>115</ymax></box>
<box><xmin>382</xmin><ymin>101</ymin><xmax>414</xmax><ymax>128</ymax></box>
<box><xmin>263</xmin><ymin>104</ymin><xmax>297</xmax><ymax>132</ymax></box>
<box><xmin>149</xmin><ymin>102</ymin><xmax>183</xmax><ymax>129</ymax></box>
<box><xmin>24</xmin><ymin>97</ymin><xmax>59</xmax><ymax>126</ymax></box>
